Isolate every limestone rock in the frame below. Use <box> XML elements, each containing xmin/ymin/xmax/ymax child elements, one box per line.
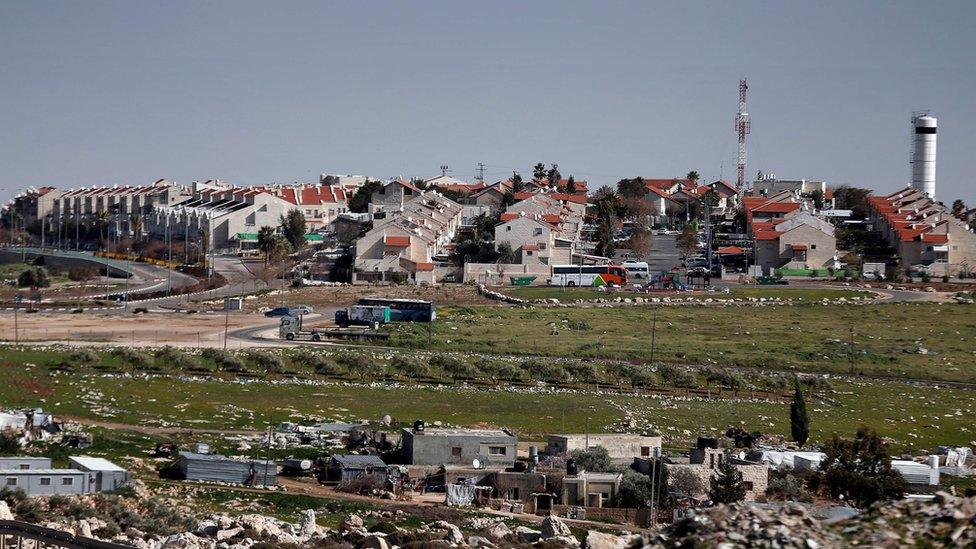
<box><xmin>541</xmin><ymin>514</ymin><xmax>573</xmax><ymax>539</ymax></box>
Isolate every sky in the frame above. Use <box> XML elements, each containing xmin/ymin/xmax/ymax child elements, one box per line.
<box><xmin>2</xmin><ymin>1</ymin><xmax>974</xmax><ymax>203</ymax></box>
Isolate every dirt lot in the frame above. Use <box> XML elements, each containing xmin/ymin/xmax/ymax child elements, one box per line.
<box><xmin>0</xmin><ymin>310</ymin><xmax>272</xmax><ymax>348</ymax></box>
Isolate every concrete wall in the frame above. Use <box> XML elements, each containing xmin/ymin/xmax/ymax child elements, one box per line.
<box><xmin>463</xmin><ymin>262</ymin><xmax>551</xmax><ymax>284</ymax></box>
<box><xmin>402</xmin><ymin>429</ymin><xmax>517</xmax><ymax>466</ymax></box>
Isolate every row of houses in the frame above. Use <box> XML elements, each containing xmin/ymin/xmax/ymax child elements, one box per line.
<box><xmin>0</xmin><ymin>456</ymin><xmax>130</xmax><ymax>496</ymax></box>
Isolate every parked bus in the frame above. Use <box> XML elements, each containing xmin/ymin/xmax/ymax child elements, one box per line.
<box><xmin>621</xmin><ymin>260</ymin><xmax>650</xmax><ymax>280</ymax></box>
<box><xmin>355</xmin><ymin>297</ymin><xmax>436</xmax><ymax>322</ymax></box>
<box><xmin>548</xmin><ymin>265</ymin><xmax>628</xmax><ymax>287</ymax></box>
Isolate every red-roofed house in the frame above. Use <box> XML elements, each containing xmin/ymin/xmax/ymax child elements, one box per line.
<box><xmin>752</xmin><ymin>211</ymin><xmax>838</xmax><ymax>274</ymax></box>
<box><xmin>867</xmin><ymin>186</ymin><xmax>976</xmax><ymax>275</ymax></box>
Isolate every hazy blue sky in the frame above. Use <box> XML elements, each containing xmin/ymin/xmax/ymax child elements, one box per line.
<box><xmin>2</xmin><ymin>1</ymin><xmax>974</xmax><ymax>202</ymax></box>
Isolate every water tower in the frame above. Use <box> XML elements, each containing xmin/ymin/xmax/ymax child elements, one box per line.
<box><xmin>910</xmin><ymin>112</ymin><xmax>937</xmax><ymax>198</ymax></box>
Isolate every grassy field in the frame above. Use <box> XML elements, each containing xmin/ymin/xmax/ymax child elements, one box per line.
<box><xmin>385</xmin><ymin>302</ymin><xmax>976</xmax><ymax>384</ymax></box>
<box><xmin>2</xmin><ymin>352</ymin><xmax>973</xmax><ymax>452</ymax></box>
<box><xmin>502</xmin><ymin>286</ymin><xmax>869</xmax><ymax>302</ymax></box>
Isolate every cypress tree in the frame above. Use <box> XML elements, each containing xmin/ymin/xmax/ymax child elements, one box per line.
<box><xmin>790</xmin><ymin>377</ymin><xmax>810</xmax><ymax>447</ymax></box>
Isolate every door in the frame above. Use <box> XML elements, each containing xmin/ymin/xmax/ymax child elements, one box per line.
<box><xmin>451</xmin><ymin>447</ymin><xmax>462</xmax><ymax>463</ymax></box>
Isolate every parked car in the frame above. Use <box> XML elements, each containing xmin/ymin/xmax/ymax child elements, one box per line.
<box><xmin>264</xmin><ymin>305</ymin><xmax>313</xmax><ymax>318</ymax></box>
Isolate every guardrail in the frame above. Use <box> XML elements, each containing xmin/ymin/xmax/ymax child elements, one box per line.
<box><xmin>0</xmin><ymin>520</ymin><xmax>133</xmax><ymax>548</ymax></box>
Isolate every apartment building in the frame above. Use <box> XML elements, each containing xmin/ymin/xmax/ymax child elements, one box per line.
<box><xmin>868</xmin><ymin>186</ymin><xmax>976</xmax><ymax>276</ymax></box>
<box><xmin>49</xmin><ymin>180</ymin><xmax>193</xmax><ymax>238</ymax></box>
<box><xmin>354</xmin><ymin>191</ymin><xmax>462</xmax><ymax>284</ymax></box>
<box><xmin>256</xmin><ymin>183</ymin><xmax>350</xmax><ymax>230</ymax></box>
<box><xmin>494</xmin><ymin>193</ymin><xmax>586</xmax><ymax>266</ymax></box>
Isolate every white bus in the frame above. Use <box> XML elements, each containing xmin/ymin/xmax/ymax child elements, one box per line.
<box><xmin>549</xmin><ymin>265</ymin><xmax>628</xmax><ymax>287</ymax></box>
<box><xmin>621</xmin><ymin>260</ymin><xmax>650</xmax><ymax>280</ymax></box>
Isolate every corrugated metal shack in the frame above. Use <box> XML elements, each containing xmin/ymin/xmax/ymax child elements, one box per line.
<box><xmin>0</xmin><ymin>457</ymin><xmax>54</xmax><ymax>470</ymax></box>
<box><xmin>326</xmin><ymin>455</ymin><xmax>388</xmax><ymax>485</ymax></box>
<box><xmin>177</xmin><ymin>452</ymin><xmax>277</xmax><ymax>486</ymax></box>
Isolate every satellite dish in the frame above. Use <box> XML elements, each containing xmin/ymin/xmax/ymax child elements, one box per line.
<box><xmin>472</xmin><ymin>458</ymin><xmax>482</xmax><ymax>469</ymax></box>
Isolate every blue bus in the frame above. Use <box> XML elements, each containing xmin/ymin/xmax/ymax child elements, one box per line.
<box><xmin>355</xmin><ymin>298</ymin><xmax>435</xmax><ymax>322</ymax></box>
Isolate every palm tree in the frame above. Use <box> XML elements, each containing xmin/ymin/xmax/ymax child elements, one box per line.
<box><xmin>129</xmin><ymin>213</ymin><xmax>143</xmax><ymax>241</ymax></box>
<box><xmin>93</xmin><ymin>211</ymin><xmax>109</xmax><ymax>250</ymax></box>
<box><xmin>257</xmin><ymin>225</ymin><xmax>277</xmax><ymax>266</ymax></box>
<box><xmin>686</xmin><ymin>171</ymin><xmax>700</xmax><ymax>185</ymax></box>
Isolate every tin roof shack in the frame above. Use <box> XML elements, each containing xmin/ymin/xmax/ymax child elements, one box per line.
<box><xmin>177</xmin><ymin>452</ymin><xmax>277</xmax><ymax>487</ymax></box>
<box><xmin>546</xmin><ymin>433</ymin><xmax>663</xmax><ymax>462</ymax></box>
<box><xmin>325</xmin><ymin>455</ymin><xmax>389</xmax><ymax>485</ymax></box>
<box><xmin>479</xmin><ymin>470</ymin><xmax>548</xmax><ymax>504</ymax></box>
<box><xmin>0</xmin><ymin>455</ymin><xmax>129</xmax><ymax>496</ymax></box>
<box><xmin>0</xmin><ymin>457</ymin><xmax>53</xmax><ymax>470</ymax></box>
<box><xmin>562</xmin><ymin>471</ymin><xmax>622</xmax><ymax>508</ymax></box>
<box><xmin>401</xmin><ymin>426</ymin><xmax>517</xmax><ymax>466</ymax></box>
<box><xmin>892</xmin><ymin>456</ymin><xmax>940</xmax><ymax>486</ymax></box>
<box><xmin>69</xmin><ymin>456</ymin><xmax>131</xmax><ymax>492</ymax></box>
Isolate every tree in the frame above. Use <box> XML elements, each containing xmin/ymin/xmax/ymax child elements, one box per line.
<box><xmin>676</xmin><ymin>225</ymin><xmax>699</xmax><ymax>257</ymax></box>
<box><xmin>349</xmin><ymin>180</ymin><xmax>383</xmax><ymax>213</ymax></box>
<box><xmin>670</xmin><ymin>467</ymin><xmax>705</xmax><ymax>498</ymax></box>
<box><xmin>257</xmin><ymin>226</ymin><xmax>277</xmax><ymax>265</ymax></box>
<box><xmin>496</xmin><ymin>242</ymin><xmax>517</xmax><ymax>264</ymax></box>
<box><xmin>511</xmin><ymin>172</ymin><xmax>525</xmax><ymax>193</ymax></box>
<box><xmin>815</xmin><ymin>427</ymin><xmax>906</xmax><ymax>508</ymax></box>
<box><xmin>279</xmin><ymin>210</ymin><xmax>307</xmax><ymax>252</ymax></box>
<box><xmin>533</xmin><ymin>163</ymin><xmax>547</xmax><ymax>181</ymax></box>
<box><xmin>951</xmin><ymin>199</ymin><xmax>966</xmax><ymax>218</ymax></box>
<box><xmin>617</xmin><ymin>177</ymin><xmax>646</xmax><ymax>199</ymax></box>
<box><xmin>810</xmin><ymin>189</ymin><xmax>825</xmax><ymax>210</ymax></box>
<box><xmin>686</xmin><ymin>171</ymin><xmax>700</xmax><ymax>185</ymax></box>
<box><xmin>616</xmin><ymin>469</ymin><xmax>659</xmax><ymax>508</ymax></box>
<box><xmin>570</xmin><ymin>447</ymin><xmax>616</xmax><ymax>473</ymax></box>
<box><xmin>709</xmin><ymin>455</ymin><xmax>746</xmax><ymax>504</ymax></box>
<box><xmin>565</xmin><ymin>175</ymin><xmax>577</xmax><ymax>194</ymax></box>
<box><xmin>833</xmin><ymin>186</ymin><xmax>873</xmax><ymax>220</ymax></box>
<box><xmin>790</xmin><ymin>378</ymin><xmax>810</xmax><ymax>447</ymax></box>
<box><xmin>546</xmin><ymin>164</ymin><xmax>561</xmax><ymax>188</ymax></box>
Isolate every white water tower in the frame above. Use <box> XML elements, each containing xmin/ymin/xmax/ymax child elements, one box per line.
<box><xmin>910</xmin><ymin>112</ymin><xmax>937</xmax><ymax>198</ymax></box>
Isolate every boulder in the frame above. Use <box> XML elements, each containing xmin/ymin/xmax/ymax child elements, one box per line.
<box><xmin>195</xmin><ymin>520</ymin><xmax>219</xmax><ymax>537</ymax></box>
<box><xmin>514</xmin><ymin>526</ymin><xmax>542</xmax><ymax>543</ymax></box>
<box><xmin>468</xmin><ymin>535</ymin><xmax>497</xmax><ymax>547</ymax></box>
<box><xmin>0</xmin><ymin>501</ymin><xmax>12</xmax><ymax>521</ymax></box>
<box><xmin>431</xmin><ymin>520</ymin><xmax>465</xmax><ymax>545</ymax></box>
<box><xmin>362</xmin><ymin>533</ymin><xmax>390</xmax><ymax>549</ymax></box>
<box><xmin>299</xmin><ymin>509</ymin><xmax>317</xmax><ymax>537</ymax></box>
<box><xmin>159</xmin><ymin>532</ymin><xmax>214</xmax><ymax>548</ymax></box>
<box><xmin>216</xmin><ymin>527</ymin><xmax>244</xmax><ymax>542</ymax></box>
<box><xmin>341</xmin><ymin>513</ymin><xmax>365</xmax><ymax>531</ymax></box>
<box><xmin>75</xmin><ymin>520</ymin><xmax>93</xmax><ymax>538</ymax></box>
<box><xmin>484</xmin><ymin>521</ymin><xmax>512</xmax><ymax>541</ymax></box>
<box><xmin>541</xmin><ymin>515</ymin><xmax>573</xmax><ymax>539</ymax></box>
<box><xmin>583</xmin><ymin>531</ymin><xmax>634</xmax><ymax>549</ymax></box>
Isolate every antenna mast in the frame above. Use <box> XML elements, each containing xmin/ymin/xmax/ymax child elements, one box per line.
<box><xmin>734</xmin><ymin>79</ymin><xmax>750</xmax><ymax>188</ymax></box>
<box><xmin>440</xmin><ymin>165</ymin><xmax>450</xmax><ymax>177</ymax></box>
<box><xmin>475</xmin><ymin>163</ymin><xmax>485</xmax><ymax>183</ymax></box>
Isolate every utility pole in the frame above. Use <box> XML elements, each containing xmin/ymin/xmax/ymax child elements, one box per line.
<box><xmin>848</xmin><ymin>326</ymin><xmax>855</xmax><ymax>375</ymax></box>
<box><xmin>649</xmin><ymin>450</ymin><xmax>657</xmax><ymax>520</ymax></box>
<box><xmin>263</xmin><ymin>416</ymin><xmax>273</xmax><ymax>486</ymax></box>
<box><xmin>475</xmin><ymin>163</ymin><xmax>485</xmax><ymax>183</ymax></box>
<box><xmin>653</xmin><ymin>447</ymin><xmax>663</xmax><ymax>524</ymax></box>
<box><xmin>650</xmin><ymin>309</ymin><xmax>658</xmax><ymax>365</ymax></box>
<box><xmin>223</xmin><ymin>301</ymin><xmax>231</xmax><ymax>350</ymax></box>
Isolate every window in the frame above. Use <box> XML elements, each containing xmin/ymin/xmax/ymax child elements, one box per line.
<box><xmin>18</xmin><ymin>464</ymin><xmax>29</xmax><ymax>470</ymax></box>
<box><xmin>743</xmin><ymin>481</ymin><xmax>754</xmax><ymax>491</ymax></box>
<box><xmin>526</xmin><ymin>251</ymin><xmax>533</xmax><ymax>256</ymax></box>
<box><xmin>451</xmin><ymin>447</ymin><xmax>462</xmax><ymax>462</ymax></box>
<box><xmin>5</xmin><ymin>478</ymin><xmax>16</xmax><ymax>486</ymax></box>
<box><xmin>810</xmin><ymin>244</ymin><xmax>817</xmax><ymax>250</ymax></box>
<box><xmin>61</xmin><ymin>477</ymin><xmax>74</xmax><ymax>486</ymax></box>
<box><xmin>709</xmin><ymin>454</ymin><xmax>714</xmax><ymax>468</ymax></box>
<box><xmin>640</xmin><ymin>446</ymin><xmax>651</xmax><ymax>457</ymax></box>
<box><xmin>538</xmin><ymin>243</ymin><xmax>547</xmax><ymax>250</ymax></box>
<box><xmin>506</xmin><ymin>226</ymin><xmax>511</xmax><ymax>231</ymax></box>
<box><xmin>40</xmin><ymin>478</ymin><xmax>51</xmax><ymax>486</ymax></box>
<box><xmin>506</xmin><ymin>487</ymin><xmax>520</xmax><ymax>500</ymax></box>
<box><xmin>534</xmin><ymin>228</ymin><xmax>543</xmax><ymax>236</ymax></box>
<box><xmin>488</xmin><ymin>446</ymin><xmax>507</xmax><ymax>456</ymax></box>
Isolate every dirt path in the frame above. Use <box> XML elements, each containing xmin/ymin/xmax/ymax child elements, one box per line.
<box><xmin>62</xmin><ymin>416</ymin><xmax>261</xmax><ymax>436</ymax></box>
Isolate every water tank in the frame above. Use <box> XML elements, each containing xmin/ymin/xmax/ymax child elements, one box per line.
<box><xmin>566</xmin><ymin>458</ymin><xmax>579</xmax><ymax>476</ymax></box>
<box><xmin>911</xmin><ymin>114</ymin><xmax>937</xmax><ymax>198</ymax></box>
<box><xmin>413</xmin><ymin>420</ymin><xmax>425</xmax><ymax>433</ymax></box>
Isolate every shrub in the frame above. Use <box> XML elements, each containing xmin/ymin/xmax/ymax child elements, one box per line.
<box><xmin>17</xmin><ymin>267</ymin><xmax>50</xmax><ymax>288</ymax></box>
<box><xmin>336</xmin><ymin>353</ymin><xmax>384</xmax><ymax>380</ymax></box>
<box><xmin>703</xmin><ymin>367</ymin><xmax>746</xmax><ymax>390</ymax></box>
<box><xmin>766</xmin><ymin>473</ymin><xmax>813</xmax><ymax>502</ymax></box>
<box><xmin>569</xmin><ymin>447</ymin><xmax>617</xmax><ymax>473</ymax></box>
<box><xmin>566</xmin><ymin>362</ymin><xmax>599</xmax><ymax>384</ymax></box>
<box><xmin>14</xmin><ymin>497</ymin><xmax>47</xmax><ymax>522</ymax></box>
<box><xmin>61</xmin><ymin>349</ymin><xmax>99</xmax><ymax>369</ymax></box>
<box><xmin>0</xmin><ymin>428</ymin><xmax>20</xmax><ymax>455</ymax></box>
<box><xmin>628</xmin><ymin>367</ymin><xmax>656</xmax><ymax>387</ymax></box>
<box><xmin>110</xmin><ymin>347</ymin><xmax>153</xmax><ymax>370</ymax></box>
<box><xmin>248</xmin><ymin>351</ymin><xmax>284</xmax><ymax>374</ymax></box>
<box><xmin>391</xmin><ymin>355</ymin><xmax>430</xmax><ymax>378</ymax></box>
<box><xmin>521</xmin><ymin>359</ymin><xmax>570</xmax><ymax>384</ymax></box>
<box><xmin>154</xmin><ymin>347</ymin><xmax>200</xmax><ymax>371</ymax></box>
<box><xmin>431</xmin><ymin>354</ymin><xmax>475</xmax><ymax>380</ymax></box>
<box><xmin>657</xmin><ymin>364</ymin><xmax>696</xmax><ymax>388</ymax></box>
<box><xmin>201</xmin><ymin>348</ymin><xmax>246</xmax><ymax>373</ymax></box>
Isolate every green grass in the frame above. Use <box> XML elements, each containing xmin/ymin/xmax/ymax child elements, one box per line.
<box><xmin>502</xmin><ymin>286</ymin><xmax>869</xmax><ymax>302</ymax></box>
<box><xmin>386</xmin><ymin>303</ymin><xmax>976</xmax><ymax>384</ymax></box>
<box><xmin>2</xmin><ymin>355</ymin><xmax>974</xmax><ymax>452</ymax></box>
<box><xmin>0</xmin><ymin>261</ymin><xmax>70</xmax><ymax>284</ymax></box>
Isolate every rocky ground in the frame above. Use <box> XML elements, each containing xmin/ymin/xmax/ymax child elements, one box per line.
<box><xmin>2</xmin><ymin>483</ymin><xmax>974</xmax><ymax>548</ymax></box>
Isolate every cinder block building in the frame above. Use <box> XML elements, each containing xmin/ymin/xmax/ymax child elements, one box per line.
<box><xmin>400</xmin><ymin>426</ymin><xmax>517</xmax><ymax>466</ymax></box>
<box><xmin>546</xmin><ymin>433</ymin><xmax>663</xmax><ymax>462</ymax></box>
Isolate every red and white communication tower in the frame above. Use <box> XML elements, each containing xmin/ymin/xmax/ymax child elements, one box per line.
<box><xmin>734</xmin><ymin>79</ymin><xmax>750</xmax><ymax>188</ymax></box>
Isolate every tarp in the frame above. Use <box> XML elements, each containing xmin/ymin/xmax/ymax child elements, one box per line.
<box><xmin>445</xmin><ymin>484</ymin><xmax>477</xmax><ymax>507</ymax></box>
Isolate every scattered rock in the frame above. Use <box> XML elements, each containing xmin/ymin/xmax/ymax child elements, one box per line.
<box><xmin>541</xmin><ymin>514</ymin><xmax>574</xmax><ymax>540</ymax></box>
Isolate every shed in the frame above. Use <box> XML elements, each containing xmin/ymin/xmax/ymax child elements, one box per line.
<box><xmin>178</xmin><ymin>452</ymin><xmax>277</xmax><ymax>486</ymax></box>
<box><xmin>69</xmin><ymin>456</ymin><xmax>131</xmax><ymax>492</ymax></box>
<box><xmin>0</xmin><ymin>469</ymin><xmax>88</xmax><ymax>496</ymax></box>
<box><xmin>327</xmin><ymin>454</ymin><xmax>388</xmax><ymax>485</ymax></box>
<box><xmin>0</xmin><ymin>457</ymin><xmax>52</xmax><ymax>470</ymax></box>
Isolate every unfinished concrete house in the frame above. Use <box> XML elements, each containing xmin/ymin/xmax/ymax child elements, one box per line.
<box><xmin>546</xmin><ymin>433</ymin><xmax>663</xmax><ymax>462</ymax></box>
<box><xmin>400</xmin><ymin>424</ymin><xmax>517</xmax><ymax>466</ymax></box>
